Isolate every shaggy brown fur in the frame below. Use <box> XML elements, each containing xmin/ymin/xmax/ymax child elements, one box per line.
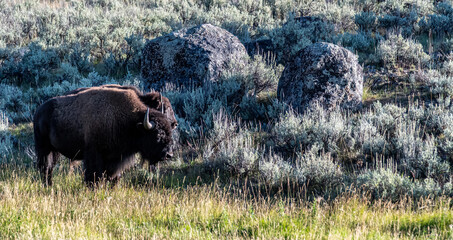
<box><xmin>66</xmin><ymin>85</ymin><xmax>178</xmax><ymax>129</ymax></box>
<box><xmin>34</xmin><ymin>87</ymin><xmax>174</xmax><ymax>186</ymax></box>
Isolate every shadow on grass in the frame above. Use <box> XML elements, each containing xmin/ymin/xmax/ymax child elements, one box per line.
<box><xmin>120</xmin><ymin>161</ymin><xmax>329</xmax><ymax>202</ymax></box>
<box><xmin>121</xmin><ymin>161</ymin><xmax>234</xmax><ymax>189</ymax></box>
<box><xmin>2</xmin><ymin>153</ymin><xmax>342</xmax><ymax>202</ymax></box>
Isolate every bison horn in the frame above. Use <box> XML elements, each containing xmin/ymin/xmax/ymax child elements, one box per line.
<box><xmin>160</xmin><ymin>93</ymin><xmax>164</xmax><ymax>114</ymax></box>
<box><xmin>143</xmin><ymin>108</ymin><xmax>155</xmax><ymax>130</ymax></box>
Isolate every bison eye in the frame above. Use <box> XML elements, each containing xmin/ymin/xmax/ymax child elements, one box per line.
<box><xmin>171</xmin><ymin>122</ymin><xmax>178</xmax><ymax>129</ymax></box>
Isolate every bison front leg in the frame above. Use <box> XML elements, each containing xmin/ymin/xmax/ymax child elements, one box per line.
<box><xmin>83</xmin><ymin>148</ymin><xmax>105</xmax><ymax>186</ymax></box>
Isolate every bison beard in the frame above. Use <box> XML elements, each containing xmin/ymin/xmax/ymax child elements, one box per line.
<box><xmin>33</xmin><ymin>87</ymin><xmax>174</xmax><ymax>186</ymax></box>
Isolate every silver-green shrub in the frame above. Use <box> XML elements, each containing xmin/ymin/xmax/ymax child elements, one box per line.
<box><xmin>270</xmin><ymin>108</ymin><xmax>303</xmax><ymax>153</ymax></box>
<box><xmin>295</xmin><ymin>144</ymin><xmax>344</xmax><ymax>193</ymax></box>
<box><xmin>439</xmin><ymin>38</ymin><xmax>453</xmax><ymax>56</ymax></box>
<box><xmin>0</xmin><ymin>43</ymin><xmax>60</xmax><ymax>87</ymax></box>
<box><xmin>356</xmin><ymin>115</ymin><xmax>389</xmax><ymax>158</ymax></box>
<box><xmin>203</xmin><ymin>110</ymin><xmax>344</xmax><ymax>191</ymax></box>
<box><xmin>412</xmin><ymin>178</ymin><xmax>453</xmax><ymax>198</ymax></box>
<box><xmin>356</xmin><ymin>102</ymin><xmax>405</xmax><ymax>158</ymax></box>
<box><xmin>357</xmin><ymin>164</ymin><xmax>418</xmax><ymax>202</ymax></box>
<box><xmin>442</xmin><ymin>54</ymin><xmax>453</xmax><ymax>76</ymax></box>
<box><xmin>238</xmin><ymin>55</ymin><xmax>283</xmax><ymax>96</ymax></box>
<box><xmin>56</xmin><ymin>63</ymin><xmax>82</xmax><ymax>83</ymax></box>
<box><xmin>258</xmin><ymin>150</ymin><xmax>297</xmax><ymax>185</ymax></box>
<box><xmin>24</xmin><ymin>72</ymin><xmax>112</xmax><ymax>99</ymax></box>
<box><xmin>167</xmin><ymin>81</ymin><xmax>239</xmax><ymax>139</ymax></box>
<box><xmin>395</xmin><ymin>121</ymin><xmax>450</xmax><ymax>182</ymax></box>
<box><xmin>0</xmin><ymin>84</ymin><xmax>27</xmax><ymax>122</ymax></box>
<box><xmin>269</xmin><ymin>13</ymin><xmax>334</xmax><ymax>63</ymax></box>
<box><xmin>378</xmin><ymin>12</ymin><xmax>419</xmax><ymax>37</ymax></box>
<box><xmin>356</xmin><ymin>102</ymin><xmax>452</xmax><ymax>182</ymax></box>
<box><xmin>323</xmin><ymin>1</ymin><xmax>357</xmax><ymax>32</ymax></box>
<box><xmin>202</xmin><ymin>110</ymin><xmax>259</xmax><ymax>176</ymax></box>
<box><xmin>358</xmin><ymin>161</ymin><xmax>452</xmax><ymax>201</ymax></box>
<box><xmin>427</xmin><ymin>104</ymin><xmax>453</xmax><ymax>163</ymax></box>
<box><xmin>355</xmin><ymin>11</ymin><xmax>377</xmax><ymax>31</ymax></box>
<box><xmin>377</xmin><ymin>34</ymin><xmax>430</xmax><ymax>69</ymax></box>
<box><xmin>270</xmin><ymin>103</ymin><xmax>354</xmax><ymax>159</ymax></box>
<box><xmin>340</xmin><ymin>31</ymin><xmax>377</xmax><ymax>53</ymax></box>
<box><xmin>216</xmin><ymin>133</ymin><xmax>259</xmax><ymax>176</ymax></box>
<box><xmin>426</xmin><ymin>74</ymin><xmax>453</xmax><ymax>98</ymax></box>
<box><xmin>0</xmin><ymin>111</ymin><xmax>12</xmax><ymax>161</ymax></box>
<box><xmin>420</xmin><ymin>1</ymin><xmax>453</xmax><ymax>38</ymax></box>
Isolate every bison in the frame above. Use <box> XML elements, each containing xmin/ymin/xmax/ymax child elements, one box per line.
<box><xmin>34</xmin><ymin>86</ymin><xmax>175</xmax><ymax>186</ymax></box>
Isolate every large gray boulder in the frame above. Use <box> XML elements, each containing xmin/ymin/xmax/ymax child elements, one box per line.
<box><xmin>277</xmin><ymin>42</ymin><xmax>363</xmax><ymax>112</ymax></box>
<box><xmin>141</xmin><ymin>24</ymin><xmax>248</xmax><ymax>90</ymax></box>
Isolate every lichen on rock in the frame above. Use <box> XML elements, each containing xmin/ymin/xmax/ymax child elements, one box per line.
<box><xmin>277</xmin><ymin>42</ymin><xmax>363</xmax><ymax>113</ymax></box>
<box><xmin>141</xmin><ymin>24</ymin><xmax>248</xmax><ymax>90</ymax></box>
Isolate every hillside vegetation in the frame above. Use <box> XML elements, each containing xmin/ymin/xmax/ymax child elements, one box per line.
<box><xmin>1</xmin><ymin>0</ymin><xmax>453</xmax><ymax>238</ymax></box>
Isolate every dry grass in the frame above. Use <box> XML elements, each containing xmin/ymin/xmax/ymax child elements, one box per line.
<box><xmin>0</xmin><ymin>158</ymin><xmax>452</xmax><ymax>239</ymax></box>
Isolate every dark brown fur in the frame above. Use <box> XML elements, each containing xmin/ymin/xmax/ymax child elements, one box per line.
<box><xmin>34</xmin><ymin>87</ymin><xmax>174</xmax><ymax>186</ymax></box>
<box><xmin>66</xmin><ymin>85</ymin><xmax>178</xmax><ymax>129</ymax></box>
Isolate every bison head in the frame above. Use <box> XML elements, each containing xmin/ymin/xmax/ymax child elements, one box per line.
<box><xmin>140</xmin><ymin>92</ymin><xmax>178</xmax><ymax>130</ymax></box>
<box><xmin>138</xmin><ymin>108</ymin><xmax>174</xmax><ymax>164</ymax></box>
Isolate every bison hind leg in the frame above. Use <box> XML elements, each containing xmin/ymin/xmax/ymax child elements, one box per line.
<box><xmin>37</xmin><ymin>150</ymin><xmax>59</xmax><ymax>186</ymax></box>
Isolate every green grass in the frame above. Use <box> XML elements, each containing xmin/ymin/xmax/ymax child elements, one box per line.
<box><xmin>0</xmin><ymin>158</ymin><xmax>452</xmax><ymax>239</ymax></box>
